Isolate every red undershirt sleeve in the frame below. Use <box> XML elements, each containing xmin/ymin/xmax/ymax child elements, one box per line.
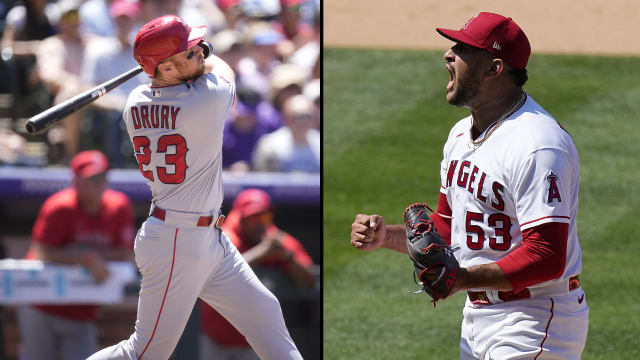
<box><xmin>496</xmin><ymin>222</ymin><xmax>568</xmax><ymax>293</ymax></box>
<box><xmin>431</xmin><ymin>193</ymin><xmax>452</xmax><ymax>245</ymax></box>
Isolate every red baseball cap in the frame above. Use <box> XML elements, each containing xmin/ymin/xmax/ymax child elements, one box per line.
<box><xmin>217</xmin><ymin>0</ymin><xmax>239</xmax><ymax>11</ymax></box>
<box><xmin>436</xmin><ymin>12</ymin><xmax>531</xmax><ymax>70</ymax></box>
<box><xmin>232</xmin><ymin>189</ymin><xmax>272</xmax><ymax>218</ymax></box>
<box><xmin>70</xmin><ymin>150</ymin><xmax>110</xmax><ymax>179</ymax></box>
<box><xmin>109</xmin><ymin>0</ymin><xmax>141</xmax><ymax>19</ymax></box>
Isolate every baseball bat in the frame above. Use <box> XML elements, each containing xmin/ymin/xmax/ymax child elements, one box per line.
<box><xmin>25</xmin><ymin>66</ymin><xmax>144</xmax><ymax>134</ymax></box>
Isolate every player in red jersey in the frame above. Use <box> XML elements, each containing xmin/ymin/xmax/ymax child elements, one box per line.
<box><xmin>18</xmin><ymin>150</ymin><xmax>135</xmax><ymax>360</ymax></box>
<box><xmin>199</xmin><ymin>188</ymin><xmax>315</xmax><ymax>360</ymax></box>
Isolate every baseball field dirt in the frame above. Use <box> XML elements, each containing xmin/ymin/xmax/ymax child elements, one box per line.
<box><xmin>324</xmin><ymin>0</ymin><xmax>640</xmax><ymax>56</ymax></box>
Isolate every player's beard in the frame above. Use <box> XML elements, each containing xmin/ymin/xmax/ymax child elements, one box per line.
<box><xmin>448</xmin><ymin>75</ymin><xmax>480</xmax><ymax>108</ymax></box>
<box><xmin>179</xmin><ymin>63</ymin><xmax>206</xmax><ymax>82</ymax></box>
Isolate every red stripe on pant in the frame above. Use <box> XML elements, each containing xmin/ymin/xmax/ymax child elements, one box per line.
<box><xmin>534</xmin><ymin>298</ymin><xmax>555</xmax><ymax>359</ymax></box>
<box><xmin>139</xmin><ymin>228</ymin><xmax>179</xmax><ymax>360</ymax></box>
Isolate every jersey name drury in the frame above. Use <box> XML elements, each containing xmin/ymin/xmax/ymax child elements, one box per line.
<box><xmin>130</xmin><ymin>104</ymin><xmax>181</xmax><ymax>130</ymax></box>
<box><xmin>445</xmin><ymin>159</ymin><xmax>506</xmax><ymax>212</ymax></box>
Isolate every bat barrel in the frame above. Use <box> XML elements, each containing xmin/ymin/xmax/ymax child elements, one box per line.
<box><xmin>25</xmin><ymin>93</ymin><xmax>96</xmax><ymax>134</ymax></box>
<box><xmin>25</xmin><ymin>66</ymin><xmax>143</xmax><ymax>135</ymax></box>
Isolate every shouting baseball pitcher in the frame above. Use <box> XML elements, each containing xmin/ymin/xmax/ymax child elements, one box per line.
<box><xmin>351</xmin><ymin>12</ymin><xmax>588</xmax><ymax>359</ymax></box>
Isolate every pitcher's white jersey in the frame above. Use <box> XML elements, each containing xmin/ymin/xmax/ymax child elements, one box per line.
<box><xmin>440</xmin><ymin>94</ymin><xmax>581</xmax><ymax>289</ymax></box>
<box><xmin>123</xmin><ymin>71</ymin><xmax>235</xmax><ymax>213</ymax></box>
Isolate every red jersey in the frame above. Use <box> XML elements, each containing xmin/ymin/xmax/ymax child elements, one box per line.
<box><xmin>25</xmin><ymin>187</ymin><xmax>135</xmax><ymax>321</ymax></box>
<box><xmin>200</xmin><ymin>210</ymin><xmax>312</xmax><ymax>346</ymax></box>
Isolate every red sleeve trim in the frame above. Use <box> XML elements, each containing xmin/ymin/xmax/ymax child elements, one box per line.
<box><xmin>496</xmin><ymin>222</ymin><xmax>568</xmax><ymax>293</ymax></box>
<box><xmin>431</xmin><ymin>193</ymin><xmax>452</xmax><ymax>245</ymax></box>
<box><xmin>520</xmin><ymin>215</ymin><xmax>570</xmax><ymax>227</ymax></box>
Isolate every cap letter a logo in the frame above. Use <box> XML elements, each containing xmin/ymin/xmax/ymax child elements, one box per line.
<box><xmin>463</xmin><ymin>14</ymin><xmax>479</xmax><ymax>29</ymax></box>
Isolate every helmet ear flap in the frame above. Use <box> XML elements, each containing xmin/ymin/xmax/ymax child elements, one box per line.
<box><xmin>198</xmin><ymin>40</ymin><xmax>213</xmax><ymax>59</ymax></box>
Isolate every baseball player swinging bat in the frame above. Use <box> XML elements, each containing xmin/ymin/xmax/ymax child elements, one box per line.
<box><xmin>25</xmin><ymin>66</ymin><xmax>144</xmax><ymax>134</ymax></box>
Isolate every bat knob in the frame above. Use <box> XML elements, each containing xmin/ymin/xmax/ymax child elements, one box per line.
<box><xmin>199</xmin><ymin>40</ymin><xmax>213</xmax><ymax>59</ymax></box>
<box><xmin>25</xmin><ymin>120</ymin><xmax>37</xmax><ymax>134</ymax></box>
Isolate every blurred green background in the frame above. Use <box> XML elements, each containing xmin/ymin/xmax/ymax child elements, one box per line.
<box><xmin>323</xmin><ymin>48</ymin><xmax>640</xmax><ymax>359</ymax></box>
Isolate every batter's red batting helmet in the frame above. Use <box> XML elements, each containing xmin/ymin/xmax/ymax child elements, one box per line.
<box><xmin>133</xmin><ymin>15</ymin><xmax>207</xmax><ymax>77</ymax></box>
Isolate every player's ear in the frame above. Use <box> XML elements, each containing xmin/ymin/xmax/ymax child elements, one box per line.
<box><xmin>486</xmin><ymin>58</ymin><xmax>505</xmax><ymax>78</ymax></box>
<box><xmin>158</xmin><ymin>61</ymin><xmax>174</xmax><ymax>75</ymax></box>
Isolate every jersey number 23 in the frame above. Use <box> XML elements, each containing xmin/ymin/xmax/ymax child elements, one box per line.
<box><xmin>133</xmin><ymin>134</ymin><xmax>188</xmax><ymax>184</ymax></box>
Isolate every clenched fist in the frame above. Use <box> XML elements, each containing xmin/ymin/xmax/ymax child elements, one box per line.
<box><xmin>350</xmin><ymin>214</ymin><xmax>388</xmax><ymax>251</ymax></box>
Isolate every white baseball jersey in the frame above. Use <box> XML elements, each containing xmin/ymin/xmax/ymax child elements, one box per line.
<box><xmin>123</xmin><ymin>72</ymin><xmax>235</xmax><ymax>213</ymax></box>
<box><xmin>90</xmin><ymin>69</ymin><xmax>303</xmax><ymax>360</ymax></box>
<box><xmin>440</xmin><ymin>94</ymin><xmax>582</xmax><ymax>290</ymax></box>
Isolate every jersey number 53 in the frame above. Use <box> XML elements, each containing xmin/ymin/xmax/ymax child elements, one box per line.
<box><xmin>465</xmin><ymin>211</ymin><xmax>512</xmax><ymax>251</ymax></box>
<box><xmin>133</xmin><ymin>134</ymin><xmax>188</xmax><ymax>184</ymax></box>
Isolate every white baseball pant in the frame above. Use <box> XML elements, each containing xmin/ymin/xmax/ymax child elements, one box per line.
<box><xmin>87</xmin><ymin>215</ymin><xmax>302</xmax><ymax>360</ymax></box>
<box><xmin>460</xmin><ymin>287</ymin><xmax>588</xmax><ymax>359</ymax></box>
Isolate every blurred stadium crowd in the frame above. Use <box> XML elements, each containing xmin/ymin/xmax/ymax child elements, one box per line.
<box><xmin>0</xmin><ymin>0</ymin><xmax>320</xmax><ymax>173</ymax></box>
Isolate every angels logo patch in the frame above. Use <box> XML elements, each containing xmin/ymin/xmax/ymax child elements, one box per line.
<box><xmin>546</xmin><ymin>171</ymin><xmax>562</xmax><ymax>203</ymax></box>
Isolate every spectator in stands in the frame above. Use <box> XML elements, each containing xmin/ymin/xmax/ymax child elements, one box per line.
<box><xmin>252</xmin><ymin>94</ymin><xmax>319</xmax><ymax>172</ymax></box>
<box><xmin>139</xmin><ymin>0</ymin><xmax>211</xmax><ymax>30</ymax></box>
<box><xmin>140</xmin><ymin>0</ymin><xmax>185</xmax><ymax>27</ymax></box>
<box><xmin>17</xmin><ymin>150</ymin><xmax>135</xmax><ymax>360</ymax></box>
<box><xmin>1</xmin><ymin>0</ymin><xmax>57</xmax><ymax>118</ymax></box>
<box><xmin>179</xmin><ymin>0</ymin><xmax>217</xmax><ymax>30</ymax></box>
<box><xmin>79</xmin><ymin>0</ymin><xmax>114</xmax><ymax>37</ymax></box>
<box><xmin>302</xmin><ymin>78</ymin><xmax>319</xmax><ymax>128</ymax></box>
<box><xmin>199</xmin><ymin>188</ymin><xmax>314</xmax><ymax>360</ymax></box>
<box><xmin>303</xmin><ymin>78</ymin><xmax>319</xmax><ymax>105</ymax></box>
<box><xmin>222</xmin><ymin>101</ymin><xmax>275</xmax><ymax>172</ymax></box>
<box><xmin>298</xmin><ymin>0</ymin><xmax>319</xmax><ymax>25</ymax></box>
<box><xmin>236</xmin><ymin>82</ymin><xmax>282</xmax><ymax>130</ymax></box>
<box><xmin>239</xmin><ymin>0</ymin><xmax>281</xmax><ymax>21</ymax></box>
<box><xmin>269</xmin><ymin>62</ymin><xmax>306</xmax><ymax>114</ymax></box>
<box><xmin>211</xmin><ymin>28</ymin><xmax>245</xmax><ymax>73</ymax></box>
<box><xmin>82</xmin><ymin>0</ymin><xmax>147</xmax><ymax>166</ymax></box>
<box><xmin>36</xmin><ymin>0</ymin><xmax>91</xmax><ymax>160</ymax></box>
<box><xmin>217</xmin><ymin>0</ymin><xmax>243</xmax><ymax>29</ymax></box>
<box><xmin>288</xmin><ymin>8</ymin><xmax>319</xmax><ymax>74</ymax></box>
<box><xmin>1</xmin><ymin>0</ymin><xmax>57</xmax><ymax>57</ymax></box>
<box><xmin>236</xmin><ymin>22</ymin><xmax>286</xmax><ymax>98</ymax></box>
<box><xmin>275</xmin><ymin>0</ymin><xmax>313</xmax><ymax>48</ymax></box>
<box><xmin>0</xmin><ymin>128</ymin><xmax>28</xmax><ymax>165</ymax></box>
<box><xmin>189</xmin><ymin>0</ymin><xmax>228</xmax><ymax>34</ymax></box>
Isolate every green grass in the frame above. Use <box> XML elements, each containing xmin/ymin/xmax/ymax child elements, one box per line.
<box><xmin>323</xmin><ymin>48</ymin><xmax>640</xmax><ymax>359</ymax></box>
